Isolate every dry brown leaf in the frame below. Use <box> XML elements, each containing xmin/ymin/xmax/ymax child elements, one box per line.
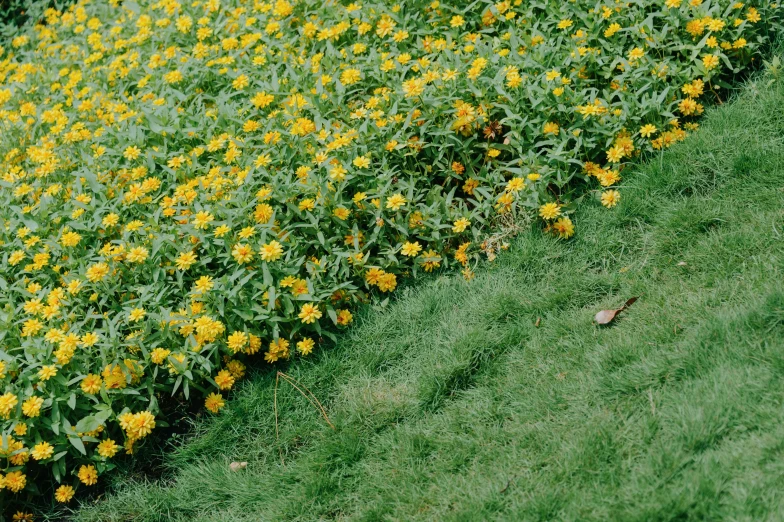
<box><xmin>229</xmin><ymin>461</ymin><xmax>248</xmax><ymax>471</ymax></box>
<box><xmin>483</xmin><ymin>121</ymin><xmax>502</xmax><ymax>140</ymax></box>
<box><xmin>594</xmin><ymin>297</ymin><xmax>639</xmax><ymax>325</ymax></box>
<box><xmin>594</xmin><ymin>309</ymin><xmax>618</xmax><ymax>324</ymax></box>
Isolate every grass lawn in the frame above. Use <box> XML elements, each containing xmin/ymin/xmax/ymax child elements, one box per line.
<box><xmin>73</xmin><ymin>66</ymin><xmax>784</xmax><ymax>522</ymax></box>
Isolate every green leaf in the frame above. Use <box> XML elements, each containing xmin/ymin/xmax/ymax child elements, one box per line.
<box><xmin>69</xmin><ymin>436</ymin><xmax>86</xmax><ymax>455</ymax></box>
<box><xmin>52</xmin><ymin>451</ymin><xmax>68</xmax><ymax>462</ymax></box>
<box><xmin>74</xmin><ymin>416</ymin><xmax>101</xmax><ymax>434</ymax></box>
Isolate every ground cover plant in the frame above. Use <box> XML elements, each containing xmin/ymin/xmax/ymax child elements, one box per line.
<box><xmin>0</xmin><ymin>0</ymin><xmax>780</xmax><ymax>512</ymax></box>
<box><xmin>75</xmin><ymin>65</ymin><xmax>784</xmax><ymax>521</ymax></box>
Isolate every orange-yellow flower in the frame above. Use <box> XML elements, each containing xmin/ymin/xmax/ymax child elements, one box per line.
<box><xmin>78</xmin><ymin>465</ymin><xmax>98</xmax><ymax>486</ymax></box>
<box><xmin>232</xmin><ymin>243</ymin><xmax>254</xmax><ymax>264</ymax></box>
<box><xmin>298</xmin><ymin>303</ymin><xmax>322</xmax><ymax>324</ymax></box>
<box><xmin>260</xmin><ymin>240</ymin><xmax>284</xmax><ymax>262</ymax></box>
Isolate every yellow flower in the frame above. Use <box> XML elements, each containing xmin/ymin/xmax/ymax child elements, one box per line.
<box><xmin>78</xmin><ymin>464</ymin><xmax>98</xmax><ymax>486</ymax></box>
<box><xmin>552</xmin><ymin>217</ymin><xmax>575</xmax><ymax>238</ymax></box>
<box><xmin>129</xmin><ymin>308</ymin><xmax>146</xmax><ymax>322</ymax></box>
<box><xmin>702</xmin><ymin>54</ymin><xmax>720</xmax><ymax>70</ymax></box>
<box><xmin>232</xmin><ymin>74</ymin><xmax>249</xmax><ymax>89</ymax></box>
<box><xmin>205</xmin><ymin>392</ymin><xmax>225</xmax><ymax>413</ymax></box>
<box><xmin>420</xmin><ymin>250</ymin><xmax>442</xmax><ymax>272</ymax></box>
<box><xmin>0</xmin><ymin>393</ymin><xmax>19</xmax><ymax>418</ymax></box>
<box><xmin>298</xmin><ymin>303</ymin><xmax>322</xmax><ymax>324</ymax></box>
<box><xmin>340</xmin><ymin>68</ymin><xmax>361</xmax><ymax>85</ymax></box>
<box><xmin>377</xmin><ymin>272</ymin><xmax>397</xmax><ymax>292</ymax></box>
<box><xmin>239</xmin><ymin>226</ymin><xmax>256</xmax><ymax>239</ymax></box>
<box><xmin>123</xmin><ymin>145</ymin><xmax>141</xmax><ymax>160</ymax></box>
<box><xmin>376</xmin><ymin>15</ymin><xmax>396</xmax><ymax>37</ymax></box>
<box><xmin>227</xmin><ymin>331</ymin><xmax>248</xmax><ymax>353</ymax></box>
<box><xmin>507</xmin><ymin>177</ymin><xmax>526</xmax><ymax>192</ymax></box>
<box><xmin>38</xmin><ymin>365</ymin><xmax>57</xmax><ymax>381</ymax></box>
<box><xmin>678</xmin><ymin>98</ymin><xmax>700</xmax><ymax>116</ymax></box>
<box><xmin>55</xmin><ymin>484</ymin><xmax>75</xmax><ymax>503</ymax></box>
<box><xmin>215</xmin><ymin>369</ymin><xmax>235</xmax><ymax>390</ymax></box>
<box><xmin>164</xmin><ymin>69</ymin><xmax>184</xmax><ymax>83</ymax></box>
<box><xmin>60</xmin><ymin>230</ymin><xmax>81</xmax><ymax>247</ymax></box>
<box><xmin>150</xmin><ymin>348</ymin><xmax>172</xmax><ymax>365</ymax></box>
<box><xmin>127</xmin><ymin>246</ymin><xmax>149</xmax><ymax>263</ymax></box>
<box><xmin>336</xmin><ymin>309</ymin><xmax>353</xmax><ymax>326</ymax></box>
<box><xmin>22</xmin><ymin>396</ymin><xmax>44</xmax><ymax>417</ymax></box>
<box><xmin>543</xmin><ymin>122</ymin><xmax>560</xmax><ymax>135</ymax></box>
<box><xmin>333</xmin><ymin>207</ymin><xmax>350</xmax><ymax>220</ymax></box>
<box><xmin>606</xmin><ymin>145</ymin><xmax>625</xmax><ymax>163</ymax></box>
<box><xmin>545</xmin><ymin>69</ymin><xmax>561</xmax><ymax>81</ymax></box>
<box><xmin>175</xmin><ymin>251</ymin><xmax>198</xmax><ymax>270</ymax></box>
<box><xmin>601</xmin><ymin>190</ymin><xmax>621</xmax><ymax>208</ymax></box>
<box><xmin>86</xmin><ymin>262</ymin><xmax>110</xmax><ymax>282</ymax></box>
<box><xmin>97</xmin><ymin>439</ymin><xmax>120</xmax><ymax>458</ymax></box>
<box><xmin>329</xmin><ymin>165</ymin><xmax>347</xmax><ymax>180</ymax></box>
<box><xmin>119</xmin><ymin>410</ymin><xmax>156</xmax><ymax>440</ymax></box>
<box><xmin>386</xmin><ymin>193</ymin><xmax>407</xmax><ymax>211</ymax></box>
<box><xmin>640</xmin><ymin>124</ymin><xmax>657</xmax><ymax>138</ymax></box>
<box><xmin>102</xmin><ymin>213</ymin><xmax>120</xmax><ymax>227</ymax></box>
<box><xmin>352</xmin><ymin>156</ymin><xmax>370</xmax><ymax>168</ymax></box>
<box><xmin>539</xmin><ymin>203</ymin><xmax>561</xmax><ymax>220</ymax></box>
<box><xmin>627</xmin><ymin>47</ymin><xmax>645</xmax><ymax>62</ymax></box>
<box><xmin>401</xmin><ymin>241</ymin><xmax>422</xmax><ymax>257</ymax></box>
<box><xmin>265</xmin><ymin>338</ymin><xmax>290</xmax><ymax>363</ymax></box>
<box><xmin>297</xmin><ymin>337</ymin><xmax>315</xmax><ymax>355</ymax></box>
<box><xmin>192</xmin><ymin>211</ymin><xmax>214</xmax><ymax>229</ymax></box>
<box><xmin>31</xmin><ymin>441</ymin><xmax>54</xmax><ymax>460</ymax></box>
<box><xmin>8</xmin><ymin>251</ymin><xmax>24</xmax><ymax>265</ymax></box>
<box><xmin>260</xmin><ymin>240</ymin><xmax>284</xmax><ymax>262</ymax></box>
<box><xmin>5</xmin><ymin>471</ymin><xmax>26</xmax><ymax>493</ymax></box>
<box><xmin>452</xmin><ymin>217</ymin><xmax>471</xmax><ymax>233</ymax></box>
<box><xmin>232</xmin><ymin>243</ymin><xmax>254</xmax><ymax>264</ymax></box>
<box><xmin>81</xmin><ymin>374</ymin><xmax>103</xmax><ymax>394</ymax></box>
<box><xmin>193</xmin><ymin>276</ymin><xmax>214</xmax><ymax>293</ymax></box>
<box><xmin>604</xmin><ymin>22</ymin><xmax>622</xmax><ymax>37</ymax></box>
<box><xmin>402</xmin><ymin>77</ymin><xmax>425</xmax><ymax>98</ymax></box>
<box><xmin>81</xmin><ymin>332</ymin><xmax>100</xmax><ymax>347</ymax></box>
<box><xmin>251</xmin><ymin>91</ymin><xmax>274</xmax><ymax>108</ymax></box>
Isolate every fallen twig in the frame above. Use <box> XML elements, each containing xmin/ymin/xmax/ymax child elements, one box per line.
<box><xmin>274</xmin><ymin>371</ymin><xmax>336</xmax><ymax>466</ymax></box>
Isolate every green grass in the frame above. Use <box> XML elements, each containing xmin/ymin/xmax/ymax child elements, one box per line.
<box><xmin>72</xmin><ymin>68</ymin><xmax>784</xmax><ymax>522</ymax></box>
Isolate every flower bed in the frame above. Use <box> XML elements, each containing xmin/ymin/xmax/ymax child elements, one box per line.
<box><xmin>0</xmin><ymin>0</ymin><xmax>780</xmax><ymax>511</ymax></box>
